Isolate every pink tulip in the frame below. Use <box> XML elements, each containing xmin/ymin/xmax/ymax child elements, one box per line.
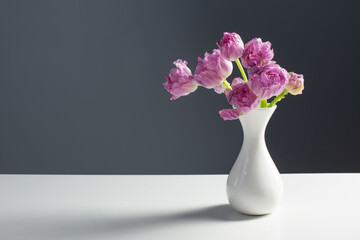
<box><xmin>286</xmin><ymin>72</ymin><xmax>304</xmax><ymax>95</ymax></box>
<box><xmin>241</xmin><ymin>38</ymin><xmax>274</xmax><ymax>69</ymax></box>
<box><xmin>164</xmin><ymin>59</ymin><xmax>198</xmax><ymax>102</ymax></box>
<box><xmin>219</xmin><ymin>78</ymin><xmax>260</xmax><ymax>120</ymax></box>
<box><xmin>248</xmin><ymin>62</ymin><xmax>289</xmax><ymax>99</ymax></box>
<box><xmin>194</xmin><ymin>49</ymin><xmax>233</xmax><ymax>89</ymax></box>
<box><xmin>217</xmin><ymin>32</ymin><xmax>244</xmax><ymax>61</ymax></box>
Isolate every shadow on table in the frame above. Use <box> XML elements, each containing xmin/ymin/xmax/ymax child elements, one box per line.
<box><xmin>2</xmin><ymin>204</ymin><xmax>266</xmax><ymax>239</ymax></box>
<box><xmin>179</xmin><ymin>204</ymin><xmax>262</xmax><ymax>221</ymax></box>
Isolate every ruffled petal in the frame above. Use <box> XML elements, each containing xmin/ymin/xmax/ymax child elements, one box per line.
<box><xmin>231</xmin><ymin>77</ymin><xmax>245</xmax><ymax>87</ymax></box>
<box><xmin>219</xmin><ymin>108</ymin><xmax>242</xmax><ymax>120</ymax></box>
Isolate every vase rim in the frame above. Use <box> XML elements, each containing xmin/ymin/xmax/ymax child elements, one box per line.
<box><xmin>255</xmin><ymin>105</ymin><xmax>277</xmax><ymax>110</ymax></box>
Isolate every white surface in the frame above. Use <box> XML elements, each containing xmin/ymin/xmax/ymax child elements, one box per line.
<box><xmin>227</xmin><ymin>106</ymin><xmax>283</xmax><ymax>215</ymax></box>
<box><xmin>0</xmin><ymin>174</ymin><xmax>359</xmax><ymax>240</ymax></box>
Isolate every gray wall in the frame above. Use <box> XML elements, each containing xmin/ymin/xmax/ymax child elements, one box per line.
<box><xmin>0</xmin><ymin>0</ymin><xmax>359</xmax><ymax>174</ymax></box>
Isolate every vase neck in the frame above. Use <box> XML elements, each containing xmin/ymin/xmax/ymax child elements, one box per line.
<box><xmin>239</xmin><ymin>107</ymin><xmax>277</xmax><ymax>140</ymax></box>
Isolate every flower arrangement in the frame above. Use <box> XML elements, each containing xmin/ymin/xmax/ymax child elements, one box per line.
<box><xmin>164</xmin><ymin>32</ymin><xmax>304</xmax><ymax>120</ymax></box>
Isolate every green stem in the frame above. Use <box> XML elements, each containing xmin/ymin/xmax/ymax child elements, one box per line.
<box><xmin>260</xmin><ymin>99</ymin><xmax>267</xmax><ymax>108</ymax></box>
<box><xmin>269</xmin><ymin>89</ymin><xmax>289</xmax><ymax>107</ymax></box>
<box><xmin>235</xmin><ymin>59</ymin><xmax>248</xmax><ymax>82</ymax></box>
<box><xmin>222</xmin><ymin>79</ymin><xmax>232</xmax><ymax>90</ymax></box>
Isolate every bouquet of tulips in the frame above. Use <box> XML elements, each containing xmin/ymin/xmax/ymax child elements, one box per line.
<box><xmin>164</xmin><ymin>32</ymin><xmax>304</xmax><ymax>120</ymax></box>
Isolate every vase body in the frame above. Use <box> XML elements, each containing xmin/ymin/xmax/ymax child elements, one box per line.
<box><xmin>227</xmin><ymin>106</ymin><xmax>283</xmax><ymax>215</ymax></box>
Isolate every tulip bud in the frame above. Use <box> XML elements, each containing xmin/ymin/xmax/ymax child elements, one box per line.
<box><xmin>286</xmin><ymin>72</ymin><xmax>304</xmax><ymax>95</ymax></box>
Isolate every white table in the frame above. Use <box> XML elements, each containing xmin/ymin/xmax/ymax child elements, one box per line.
<box><xmin>0</xmin><ymin>174</ymin><xmax>359</xmax><ymax>240</ymax></box>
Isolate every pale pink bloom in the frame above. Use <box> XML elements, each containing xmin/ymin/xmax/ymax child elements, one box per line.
<box><xmin>217</xmin><ymin>32</ymin><xmax>244</xmax><ymax>61</ymax></box>
<box><xmin>194</xmin><ymin>49</ymin><xmax>233</xmax><ymax>89</ymax></box>
<box><xmin>219</xmin><ymin>78</ymin><xmax>260</xmax><ymax>120</ymax></box>
<box><xmin>286</xmin><ymin>72</ymin><xmax>304</xmax><ymax>95</ymax></box>
<box><xmin>164</xmin><ymin>59</ymin><xmax>198</xmax><ymax>102</ymax></box>
<box><xmin>241</xmin><ymin>38</ymin><xmax>274</xmax><ymax>69</ymax></box>
<box><xmin>248</xmin><ymin>62</ymin><xmax>289</xmax><ymax>99</ymax></box>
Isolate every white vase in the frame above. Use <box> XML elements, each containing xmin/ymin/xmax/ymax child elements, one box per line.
<box><xmin>227</xmin><ymin>106</ymin><xmax>283</xmax><ymax>215</ymax></box>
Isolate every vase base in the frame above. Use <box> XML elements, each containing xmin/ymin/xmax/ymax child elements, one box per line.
<box><xmin>230</xmin><ymin>207</ymin><xmax>274</xmax><ymax>216</ymax></box>
<box><xmin>228</xmin><ymin>198</ymin><xmax>280</xmax><ymax>216</ymax></box>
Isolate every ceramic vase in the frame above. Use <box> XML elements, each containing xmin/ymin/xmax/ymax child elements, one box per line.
<box><xmin>227</xmin><ymin>106</ymin><xmax>283</xmax><ymax>215</ymax></box>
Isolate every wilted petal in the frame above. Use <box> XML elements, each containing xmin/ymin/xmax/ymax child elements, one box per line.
<box><xmin>219</xmin><ymin>108</ymin><xmax>242</xmax><ymax>120</ymax></box>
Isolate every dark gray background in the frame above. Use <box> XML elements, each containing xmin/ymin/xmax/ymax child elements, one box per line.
<box><xmin>0</xmin><ymin>0</ymin><xmax>359</xmax><ymax>174</ymax></box>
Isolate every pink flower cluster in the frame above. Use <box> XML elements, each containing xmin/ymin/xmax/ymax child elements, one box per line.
<box><xmin>164</xmin><ymin>32</ymin><xmax>304</xmax><ymax>120</ymax></box>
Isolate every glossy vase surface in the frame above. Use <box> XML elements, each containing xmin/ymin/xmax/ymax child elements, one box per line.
<box><xmin>227</xmin><ymin>106</ymin><xmax>283</xmax><ymax>215</ymax></box>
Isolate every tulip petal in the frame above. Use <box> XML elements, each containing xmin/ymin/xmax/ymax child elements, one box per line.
<box><xmin>219</xmin><ymin>108</ymin><xmax>242</xmax><ymax>120</ymax></box>
<box><xmin>214</xmin><ymin>84</ymin><xmax>225</xmax><ymax>94</ymax></box>
<box><xmin>231</xmin><ymin>77</ymin><xmax>245</xmax><ymax>87</ymax></box>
